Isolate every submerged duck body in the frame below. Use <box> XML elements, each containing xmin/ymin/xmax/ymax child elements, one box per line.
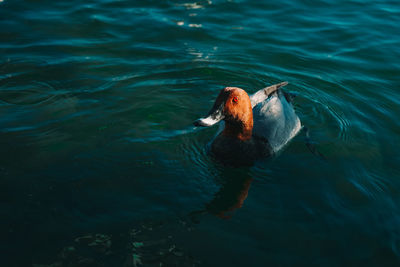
<box><xmin>194</xmin><ymin>82</ymin><xmax>301</xmax><ymax>164</ymax></box>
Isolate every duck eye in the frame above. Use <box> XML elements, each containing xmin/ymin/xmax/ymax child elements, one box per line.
<box><xmin>232</xmin><ymin>96</ymin><xmax>238</xmax><ymax>103</ymax></box>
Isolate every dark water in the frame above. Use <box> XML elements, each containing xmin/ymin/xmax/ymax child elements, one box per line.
<box><xmin>1</xmin><ymin>0</ymin><xmax>400</xmax><ymax>266</ymax></box>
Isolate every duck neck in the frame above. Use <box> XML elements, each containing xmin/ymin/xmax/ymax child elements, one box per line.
<box><xmin>223</xmin><ymin>117</ymin><xmax>253</xmax><ymax>141</ymax></box>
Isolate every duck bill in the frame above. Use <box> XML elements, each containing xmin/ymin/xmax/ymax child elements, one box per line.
<box><xmin>193</xmin><ymin>103</ymin><xmax>225</xmax><ymax>127</ymax></box>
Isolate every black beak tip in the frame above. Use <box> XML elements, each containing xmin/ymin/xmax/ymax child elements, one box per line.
<box><xmin>193</xmin><ymin>120</ymin><xmax>201</xmax><ymax>127</ymax></box>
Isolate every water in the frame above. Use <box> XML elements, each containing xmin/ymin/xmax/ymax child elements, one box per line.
<box><xmin>1</xmin><ymin>0</ymin><xmax>400</xmax><ymax>266</ymax></box>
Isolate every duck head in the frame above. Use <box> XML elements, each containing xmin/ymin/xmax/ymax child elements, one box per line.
<box><xmin>194</xmin><ymin>87</ymin><xmax>253</xmax><ymax>141</ymax></box>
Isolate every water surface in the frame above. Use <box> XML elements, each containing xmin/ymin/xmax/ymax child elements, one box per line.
<box><xmin>1</xmin><ymin>0</ymin><xmax>400</xmax><ymax>266</ymax></box>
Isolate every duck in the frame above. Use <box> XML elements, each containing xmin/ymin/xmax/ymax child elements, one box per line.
<box><xmin>193</xmin><ymin>82</ymin><xmax>301</xmax><ymax>165</ymax></box>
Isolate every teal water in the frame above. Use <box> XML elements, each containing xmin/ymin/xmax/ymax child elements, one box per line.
<box><xmin>1</xmin><ymin>0</ymin><xmax>400</xmax><ymax>266</ymax></box>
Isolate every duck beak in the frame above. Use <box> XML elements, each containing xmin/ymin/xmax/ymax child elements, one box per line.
<box><xmin>193</xmin><ymin>102</ymin><xmax>225</xmax><ymax>127</ymax></box>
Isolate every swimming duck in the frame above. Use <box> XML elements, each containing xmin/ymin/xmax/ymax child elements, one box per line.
<box><xmin>193</xmin><ymin>82</ymin><xmax>301</xmax><ymax>165</ymax></box>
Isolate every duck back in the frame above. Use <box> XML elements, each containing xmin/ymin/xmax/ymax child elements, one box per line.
<box><xmin>252</xmin><ymin>91</ymin><xmax>301</xmax><ymax>152</ymax></box>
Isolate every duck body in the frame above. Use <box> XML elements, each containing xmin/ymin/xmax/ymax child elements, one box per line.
<box><xmin>251</xmin><ymin>87</ymin><xmax>301</xmax><ymax>152</ymax></box>
<box><xmin>194</xmin><ymin>82</ymin><xmax>301</xmax><ymax>164</ymax></box>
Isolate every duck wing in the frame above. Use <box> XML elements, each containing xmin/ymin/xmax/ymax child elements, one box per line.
<box><xmin>251</xmin><ymin>82</ymin><xmax>302</xmax><ymax>152</ymax></box>
<box><xmin>250</xmin><ymin>81</ymin><xmax>289</xmax><ymax>108</ymax></box>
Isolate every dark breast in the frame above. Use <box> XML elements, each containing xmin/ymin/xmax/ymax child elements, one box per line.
<box><xmin>211</xmin><ymin>134</ymin><xmax>272</xmax><ymax>166</ymax></box>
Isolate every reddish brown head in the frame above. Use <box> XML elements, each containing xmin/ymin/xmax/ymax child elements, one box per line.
<box><xmin>193</xmin><ymin>87</ymin><xmax>253</xmax><ymax>141</ymax></box>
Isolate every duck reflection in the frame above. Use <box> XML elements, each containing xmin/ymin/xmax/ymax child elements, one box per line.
<box><xmin>206</xmin><ymin>175</ymin><xmax>253</xmax><ymax>219</ymax></box>
<box><xmin>191</xmin><ymin>172</ymin><xmax>253</xmax><ymax>220</ymax></box>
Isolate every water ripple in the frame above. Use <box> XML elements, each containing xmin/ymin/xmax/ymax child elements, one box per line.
<box><xmin>1</xmin><ymin>0</ymin><xmax>400</xmax><ymax>265</ymax></box>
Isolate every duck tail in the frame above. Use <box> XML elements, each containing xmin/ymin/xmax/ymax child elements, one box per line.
<box><xmin>250</xmin><ymin>81</ymin><xmax>293</xmax><ymax>108</ymax></box>
<box><xmin>264</xmin><ymin>81</ymin><xmax>298</xmax><ymax>103</ymax></box>
<box><xmin>263</xmin><ymin>81</ymin><xmax>288</xmax><ymax>97</ymax></box>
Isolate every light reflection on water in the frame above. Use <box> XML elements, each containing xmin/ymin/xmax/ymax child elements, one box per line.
<box><xmin>1</xmin><ymin>0</ymin><xmax>400</xmax><ymax>266</ymax></box>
